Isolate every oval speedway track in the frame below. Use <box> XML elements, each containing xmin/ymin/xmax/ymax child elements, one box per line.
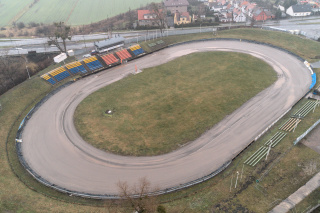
<box><xmin>21</xmin><ymin>41</ymin><xmax>311</xmax><ymax>196</ymax></box>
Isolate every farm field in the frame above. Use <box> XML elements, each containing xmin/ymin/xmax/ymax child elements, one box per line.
<box><xmin>67</xmin><ymin>0</ymin><xmax>161</xmax><ymax>26</ymax></box>
<box><xmin>16</xmin><ymin>0</ymin><xmax>77</xmax><ymax>26</ymax></box>
<box><xmin>0</xmin><ymin>0</ymin><xmax>33</xmax><ymax>27</ymax></box>
<box><xmin>5</xmin><ymin>0</ymin><xmax>162</xmax><ymax>27</ymax></box>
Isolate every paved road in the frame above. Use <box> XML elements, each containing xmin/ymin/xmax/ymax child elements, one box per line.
<box><xmin>21</xmin><ymin>41</ymin><xmax>311</xmax><ymax>195</ymax></box>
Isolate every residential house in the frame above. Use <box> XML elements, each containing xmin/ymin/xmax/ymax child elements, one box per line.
<box><xmin>219</xmin><ymin>11</ymin><xmax>233</xmax><ymax>22</ymax></box>
<box><xmin>253</xmin><ymin>8</ymin><xmax>275</xmax><ymax>21</ymax></box>
<box><xmin>233</xmin><ymin>8</ymin><xmax>246</xmax><ymax>22</ymax></box>
<box><xmin>174</xmin><ymin>11</ymin><xmax>191</xmax><ymax>25</ymax></box>
<box><xmin>138</xmin><ymin>10</ymin><xmax>158</xmax><ymax>26</ymax></box>
<box><xmin>164</xmin><ymin>0</ymin><xmax>189</xmax><ymax>14</ymax></box>
<box><xmin>286</xmin><ymin>4</ymin><xmax>312</xmax><ymax>16</ymax></box>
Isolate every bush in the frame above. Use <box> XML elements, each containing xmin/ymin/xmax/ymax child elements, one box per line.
<box><xmin>0</xmin><ymin>34</ymin><xmax>6</xmax><ymax>38</ymax></box>
<box><xmin>28</xmin><ymin>22</ymin><xmax>40</xmax><ymax>28</ymax></box>
<box><xmin>174</xmin><ymin>22</ymin><xmax>219</xmax><ymax>28</ymax></box>
<box><xmin>135</xmin><ymin>25</ymin><xmax>160</xmax><ymax>30</ymax></box>
<box><xmin>17</xmin><ymin>22</ymin><xmax>25</xmax><ymax>30</ymax></box>
<box><xmin>157</xmin><ymin>205</ymin><xmax>166</xmax><ymax>213</ymax></box>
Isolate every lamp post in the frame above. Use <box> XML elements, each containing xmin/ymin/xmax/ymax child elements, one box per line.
<box><xmin>23</xmin><ymin>56</ymin><xmax>31</xmax><ymax>79</ymax></box>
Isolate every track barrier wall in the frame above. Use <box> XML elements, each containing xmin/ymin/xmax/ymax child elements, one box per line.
<box><xmin>294</xmin><ymin>118</ymin><xmax>320</xmax><ymax>145</ymax></box>
<box><xmin>15</xmin><ymin>38</ymin><xmax>315</xmax><ymax>199</ymax></box>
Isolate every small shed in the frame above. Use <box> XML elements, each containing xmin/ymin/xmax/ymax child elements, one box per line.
<box><xmin>54</xmin><ymin>53</ymin><xmax>67</xmax><ymax>63</ymax></box>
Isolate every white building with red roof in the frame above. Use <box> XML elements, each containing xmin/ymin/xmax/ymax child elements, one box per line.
<box><xmin>137</xmin><ymin>10</ymin><xmax>158</xmax><ymax>27</ymax></box>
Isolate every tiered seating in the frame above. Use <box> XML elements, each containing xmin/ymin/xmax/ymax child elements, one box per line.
<box><xmin>129</xmin><ymin>45</ymin><xmax>145</xmax><ymax>56</ymax></box>
<box><xmin>101</xmin><ymin>53</ymin><xmax>119</xmax><ymax>65</ymax></box>
<box><xmin>41</xmin><ymin>74</ymin><xmax>56</xmax><ymax>85</ymax></box>
<box><xmin>244</xmin><ymin>131</ymin><xmax>287</xmax><ymax>166</ymax></box>
<box><xmin>66</xmin><ymin>61</ymin><xmax>87</xmax><ymax>74</ymax></box>
<box><xmin>292</xmin><ymin>100</ymin><xmax>318</xmax><ymax>118</ymax></box>
<box><xmin>116</xmin><ymin>49</ymin><xmax>132</xmax><ymax>61</ymax></box>
<box><xmin>83</xmin><ymin>56</ymin><xmax>103</xmax><ymax>71</ymax></box>
<box><xmin>279</xmin><ymin>118</ymin><xmax>301</xmax><ymax>132</ymax></box>
<box><xmin>49</xmin><ymin>67</ymin><xmax>70</xmax><ymax>82</ymax></box>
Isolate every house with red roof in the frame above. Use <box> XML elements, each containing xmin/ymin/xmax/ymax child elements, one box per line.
<box><xmin>253</xmin><ymin>8</ymin><xmax>275</xmax><ymax>21</ymax></box>
<box><xmin>138</xmin><ymin>10</ymin><xmax>166</xmax><ymax>27</ymax></box>
<box><xmin>174</xmin><ymin>11</ymin><xmax>191</xmax><ymax>25</ymax></box>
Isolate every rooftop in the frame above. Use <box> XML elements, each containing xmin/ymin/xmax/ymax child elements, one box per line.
<box><xmin>94</xmin><ymin>36</ymin><xmax>125</xmax><ymax>49</ymax></box>
<box><xmin>164</xmin><ymin>0</ymin><xmax>189</xmax><ymax>7</ymax></box>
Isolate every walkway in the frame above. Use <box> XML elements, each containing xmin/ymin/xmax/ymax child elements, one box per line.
<box><xmin>269</xmin><ymin>172</ymin><xmax>320</xmax><ymax>213</ymax></box>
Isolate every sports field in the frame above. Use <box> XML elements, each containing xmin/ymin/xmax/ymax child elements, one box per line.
<box><xmin>0</xmin><ymin>0</ymin><xmax>161</xmax><ymax>27</ymax></box>
<box><xmin>74</xmin><ymin>52</ymin><xmax>276</xmax><ymax>156</ymax></box>
<box><xmin>1</xmin><ymin>29</ymin><xmax>320</xmax><ymax>212</ymax></box>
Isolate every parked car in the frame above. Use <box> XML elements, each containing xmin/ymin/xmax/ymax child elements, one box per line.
<box><xmin>90</xmin><ymin>50</ymin><xmax>99</xmax><ymax>55</ymax></box>
<box><xmin>83</xmin><ymin>54</ymin><xmax>91</xmax><ymax>58</ymax></box>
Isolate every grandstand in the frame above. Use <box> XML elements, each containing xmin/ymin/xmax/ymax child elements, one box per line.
<box><xmin>101</xmin><ymin>53</ymin><xmax>119</xmax><ymax>66</ymax></box>
<box><xmin>41</xmin><ymin>45</ymin><xmax>146</xmax><ymax>85</ymax></box>
<box><xmin>65</xmin><ymin>61</ymin><xmax>87</xmax><ymax>74</ymax></box>
<box><xmin>94</xmin><ymin>36</ymin><xmax>125</xmax><ymax>53</ymax></box>
<box><xmin>129</xmin><ymin>44</ymin><xmax>145</xmax><ymax>56</ymax></box>
<box><xmin>83</xmin><ymin>56</ymin><xmax>104</xmax><ymax>71</ymax></box>
<box><xmin>115</xmin><ymin>49</ymin><xmax>132</xmax><ymax>62</ymax></box>
<box><xmin>41</xmin><ymin>74</ymin><xmax>56</xmax><ymax>85</ymax></box>
<box><xmin>48</xmin><ymin>67</ymin><xmax>70</xmax><ymax>82</ymax></box>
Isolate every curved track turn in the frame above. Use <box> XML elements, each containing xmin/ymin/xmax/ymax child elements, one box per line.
<box><xmin>22</xmin><ymin>41</ymin><xmax>311</xmax><ymax>195</ymax></box>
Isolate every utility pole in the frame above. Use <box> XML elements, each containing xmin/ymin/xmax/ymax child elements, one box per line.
<box><xmin>235</xmin><ymin>171</ymin><xmax>239</xmax><ymax>188</ymax></box>
<box><xmin>313</xmin><ymin>100</ymin><xmax>319</xmax><ymax>113</ymax></box>
<box><xmin>293</xmin><ymin>114</ymin><xmax>300</xmax><ymax>133</ymax></box>
<box><xmin>265</xmin><ymin>143</ymin><xmax>272</xmax><ymax>161</ymax></box>
<box><xmin>240</xmin><ymin>164</ymin><xmax>244</xmax><ymax>180</ymax></box>
<box><xmin>25</xmin><ymin>56</ymin><xmax>30</xmax><ymax>79</ymax></box>
<box><xmin>83</xmin><ymin>35</ymin><xmax>88</xmax><ymax>52</ymax></box>
<box><xmin>230</xmin><ymin>173</ymin><xmax>234</xmax><ymax>192</ymax></box>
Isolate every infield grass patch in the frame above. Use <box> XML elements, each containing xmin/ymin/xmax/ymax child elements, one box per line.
<box><xmin>74</xmin><ymin>52</ymin><xmax>276</xmax><ymax>156</ymax></box>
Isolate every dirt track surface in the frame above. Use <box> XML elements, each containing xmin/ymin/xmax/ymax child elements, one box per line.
<box><xmin>21</xmin><ymin>41</ymin><xmax>311</xmax><ymax>195</ymax></box>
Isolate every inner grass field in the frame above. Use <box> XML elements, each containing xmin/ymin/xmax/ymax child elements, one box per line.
<box><xmin>74</xmin><ymin>51</ymin><xmax>277</xmax><ymax>156</ymax></box>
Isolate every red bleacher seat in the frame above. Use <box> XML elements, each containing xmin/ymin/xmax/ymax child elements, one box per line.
<box><xmin>116</xmin><ymin>49</ymin><xmax>132</xmax><ymax>61</ymax></box>
<box><xmin>102</xmin><ymin>54</ymin><xmax>119</xmax><ymax>65</ymax></box>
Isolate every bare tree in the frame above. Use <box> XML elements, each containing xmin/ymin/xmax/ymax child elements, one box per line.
<box><xmin>149</xmin><ymin>3</ymin><xmax>167</xmax><ymax>34</ymax></box>
<box><xmin>117</xmin><ymin>177</ymin><xmax>164</xmax><ymax>213</ymax></box>
<box><xmin>47</xmin><ymin>22</ymin><xmax>72</xmax><ymax>55</ymax></box>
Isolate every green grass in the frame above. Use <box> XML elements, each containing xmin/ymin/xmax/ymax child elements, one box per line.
<box><xmin>74</xmin><ymin>52</ymin><xmax>276</xmax><ymax>156</ymax></box>
<box><xmin>67</xmin><ymin>0</ymin><xmax>161</xmax><ymax>26</ymax></box>
<box><xmin>1</xmin><ymin>29</ymin><xmax>320</xmax><ymax>212</ymax></box>
<box><xmin>0</xmin><ymin>0</ymin><xmax>33</xmax><ymax>26</ymax></box>
<box><xmin>0</xmin><ymin>0</ymin><xmax>163</xmax><ymax>27</ymax></box>
<box><xmin>298</xmin><ymin>22</ymin><xmax>320</xmax><ymax>25</ymax></box>
<box><xmin>140</xmin><ymin>28</ymin><xmax>320</xmax><ymax>62</ymax></box>
<box><xmin>16</xmin><ymin>0</ymin><xmax>77</xmax><ymax>25</ymax></box>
